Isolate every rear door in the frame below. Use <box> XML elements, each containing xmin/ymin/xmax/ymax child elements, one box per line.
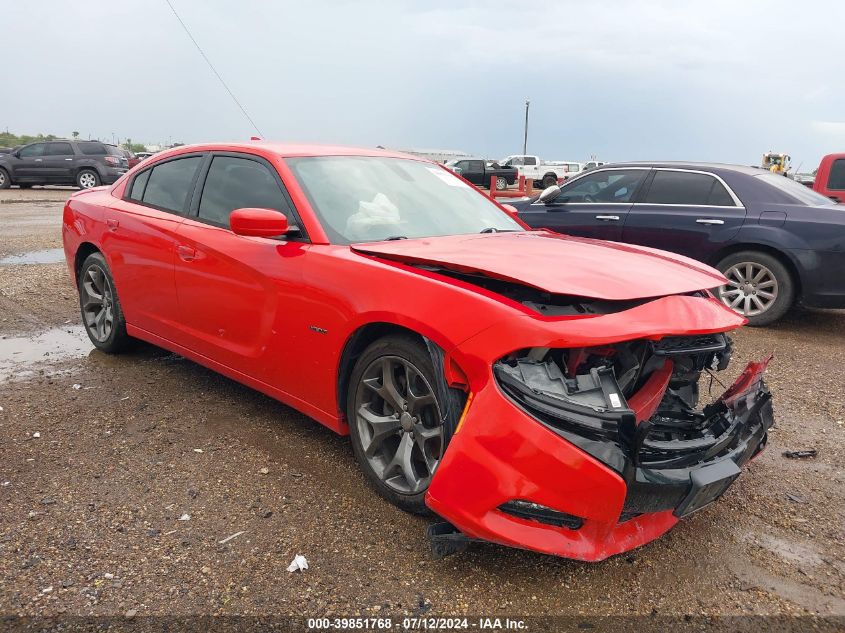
<box><xmin>43</xmin><ymin>142</ymin><xmax>76</xmax><ymax>182</ymax></box>
<box><xmin>105</xmin><ymin>154</ymin><xmax>204</xmax><ymax>341</ymax></box>
<box><xmin>518</xmin><ymin>168</ymin><xmax>649</xmax><ymax>241</ymax></box>
<box><xmin>621</xmin><ymin>169</ymin><xmax>747</xmax><ymax>261</ymax></box>
<box><xmin>173</xmin><ymin>152</ymin><xmax>308</xmax><ymax>383</ymax></box>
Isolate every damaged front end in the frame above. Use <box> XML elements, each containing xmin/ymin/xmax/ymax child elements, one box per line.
<box><xmin>494</xmin><ymin>334</ymin><xmax>774</xmax><ymax>521</ymax></box>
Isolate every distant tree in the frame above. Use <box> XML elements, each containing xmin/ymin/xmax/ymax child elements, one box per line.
<box><xmin>72</xmin><ymin>131</ymin><xmax>80</xmax><ymax>139</ymax></box>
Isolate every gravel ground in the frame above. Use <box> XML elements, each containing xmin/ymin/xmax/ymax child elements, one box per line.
<box><xmin>0</xmin><ymin>194</ymin><xmax>843</xmax><ymax>623</ymax></box>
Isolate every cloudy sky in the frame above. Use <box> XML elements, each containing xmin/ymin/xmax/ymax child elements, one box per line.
<box><xmin>5</xmin><ymin>0</ymin><xmax>843</xmax><ymax>169</ymax></box>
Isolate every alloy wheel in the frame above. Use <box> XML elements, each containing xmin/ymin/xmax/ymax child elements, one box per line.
<box><xmin>718</xmin><ymin>262</ymin><xmax>778</xmax><ymax>317</ymax></box>
<box><xmin>496</xmin><ymin>177</ymin><xmax>507</xmax><ymax>190</ymax></box>
<box><xmin>80</xmin><ymin>264</ymin><xmax>115</xmax><ymax>342</ymax></box>
<box><xmin>0</xmin><ymin>172</ymin><xmax>6</xmax><ymax>187</ymax></box>
<box><xmin>353</xmin><ymin>355</ymin><xmax>443</xmax><ymax>495</ymax></box>
<box><xmin>79</xmin><ymin>172</ymin><xmax>97</xmax><ymax>189</ymax></box>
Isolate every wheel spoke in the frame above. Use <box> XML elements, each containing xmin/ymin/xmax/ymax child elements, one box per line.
<box><xmin>728</xmin><ymin>294</ymin><xmax>744</xmax><ymax>308</ymax></box>
<box><xmin>358</xmin><ymin>406</ymin><xmax>401</xmax><ymax>457</ymax></box>
<box><xmin>757</xmin><ymin>280</ymin><xmax>776</xmax><ymax>289</ymax></box>
<box><xmin>743</xmin><ymin>295</ymin><xmax>752</xmax><ymax>314</ymax></box>
<box><xmin>750</xmin><ymin>295</ymin><xmax>765</xmax><ymax>311</ymax></box>
<box><xmin>384</xmin><ymin>433</ymin><xmax>418</xmax><ymax>493</ymax></box>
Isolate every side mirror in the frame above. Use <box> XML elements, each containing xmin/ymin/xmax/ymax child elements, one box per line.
<box><xmin>538</xmin><ymin>185</ymin><xmax>562</xmax><ymax>204</ymax></box>
<box><xmin>230</xmin><ymin>208</ymin><xmax>290</xmax><ymax>237</ymax></box>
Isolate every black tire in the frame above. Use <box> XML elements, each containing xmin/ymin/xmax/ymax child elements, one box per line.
<box><xmin>78</xmin><ymin>252</ymin><xmax>131</xmax><ymax>353</ymax></box>
<box><xmin>495</xmin><ymin>176</ymin><xmax>508</xmax><ymax>191</ymax></box>
<box><xmin>542</xmin><ymin>173</ymin><xmax>558</xmax><ymax>188</ymax></box>
<box><xmin>715</xmin><ymin>250</ymin><xmax>795</xmax><ymax>326</ymax></box>
<box><xmin>0</xmin><ymin>168</ymin><xmax>10</xmax><ymax>189</ymax></box>
<box><xmin>346</xmin><ymin>334</ymin><xmax>464</xmax><ymax>514</ymax></box>
<box><xmin>18</xmin><ymin>184</ymin><xmax>32</xmax><ymax>189</ymax></box>
<box><xmin>76</xmin><ymin>169</ymin><xmax>100</xmax><ymax>189</ymax></box>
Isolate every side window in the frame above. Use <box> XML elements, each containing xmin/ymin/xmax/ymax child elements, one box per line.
<box><xmin>558</xmin><ymin>169</ymin><xmax>647</xmax><ymax>203</ymax></box>
<box><xmin>45</xmin><ymin>142</ymin><xmax>74</xmax><ymax>156</ymax></box>
<box><xmin>198</xmin><ymin>156</ymin><xmax>288</xmax><ymax>228</ymax></box>
<box><xmin>128</xmin><ymin>169</ymin><xmax>151</xmax><ymax>201</ymax></box>
<box><xmin>510</xmin><ymin>157</ymin><xmax>524</xmax><ymax>166</ymax></box>
<box><xmin>828</xmin><ymin>159</ymin><xmax>845</xmax><ymax>191</ymax></box>
<box><xmin>454</xmin><ymin>161</ymin><xmax>468</xmax><ymax>172</ymax></box>
<box><xmin>524</xmin><ymin>156</ymin><xmax>538</xmax><ymax>166</ymax></box>
<box><xmin>644</xmin><ymin>171</ymin><xmax>735</xmax><ymax>206</ymax></box>
<box><xmin>142</xmin><ymin>156</ymin><xmax>202</xmax><ymax>213</ymax></box>
<box><xmin>19</xmin><ymin>143</ymin><xmax>47</xmax><ymax>158</ymax></box>
<box><xmin>79</xmin><ymin>143</ymin><xmax>107</xmax><ymax>155</ymax></box>
<box><xmin>468</xmin><ymin>160</ymin><xmax>484</xmax><ymax>172</ymax></box>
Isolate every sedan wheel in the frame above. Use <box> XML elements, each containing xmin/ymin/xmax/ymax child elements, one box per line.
<box><xmin>347</xmin><ymin>335</ymin><xmax>460</xmax><ymax>514</ymax></box>
<box><xmin>715</xmin><ymin>250</ymin><xmax>795</xmax><ymax>326</ymax></box>
<box><xmin>355</xmin><ymin>355</ymin><xmax>442</xmax><ymax>494</ymax></box>
<box><xmin>78</xmin><ymin>252</ymin><xmax>130</xmax><ymax>352</ymax></box>
<box><xmin>718</xmin><ymin>262</ymin><xmax>778</xmax><ymax>317</ymax></box>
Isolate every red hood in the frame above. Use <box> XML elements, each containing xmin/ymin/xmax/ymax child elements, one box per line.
<box><xmin>351</xmin><ymin>231</ymin><xmax>727</xmax><ymax>301</ymax></box>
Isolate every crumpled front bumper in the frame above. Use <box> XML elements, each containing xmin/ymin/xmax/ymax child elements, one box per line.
<box><xmin>425</xmin><ymin>355</ymin><xmax>773</xmax><ymax>561</ymax></box>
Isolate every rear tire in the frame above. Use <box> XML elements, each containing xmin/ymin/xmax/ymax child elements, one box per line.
<box><xmin>495</xmin><ymin>176</ymin><xmax>508</xmax><ymax>191</ymax></box>
<box><xmin>78</xmin><ymin>252</ymin><xmax>131</xmax><ymax>353</ymax></box>
<box><xmin>346</xmin><ymin>334</ymin><xmax>463</xmax><ymax>514</ymax></box>
<box><xmin>715</xmin><ymin>250</ymin><xmax>795</xmax><ymax>326</ymax></box>
<box><xmin>77</xmin><ymin>169</ymin><xmax>100</xmax><ymax>189</ymax></box>
<box><xmin>0</xmin><ymin>168</ymin><xmax>10</xmax><ymax>189</ymax></box>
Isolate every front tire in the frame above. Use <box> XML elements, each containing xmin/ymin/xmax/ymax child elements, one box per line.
<box><xmin>347</xmin><ymin>335</ymin><xmax>461</xmax><ymax>514</ymax></box>
<box><xmin>0</xmin><ymin>168</ymin><xmax>10</xmax><ymax>189</ymax></box>
<box><xmin>77</xmin><ymin>169</ymin><xmax>100</xmax><ymax>189</ymax></box>
<box><xmin>78</xmin><ymin>252</ymin><xmax>131</xmax><ymax>352</ymax></box>
<box><xmin>715</xmin><ymin>250</ymin><xmax>795</xmax><ymax>326</ymax></box>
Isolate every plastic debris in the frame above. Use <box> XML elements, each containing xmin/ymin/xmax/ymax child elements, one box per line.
<box><xmin>178</xmin><ymin>513</ymin><xmax>191</xmax><ymax>521</ymax></box>
<box><xmin>786</xmin><ymin>493</ymin><xmax>806</xmax><ymax>503</ymax></box>
<box><xmin>193</xmin><ymin>448</ymin><xmax>204</xmax><ymax>453</ymax></box>
<box><xmin>72</xmin><ymin>384</ymin><xmax>82</xmax><ymax>390</ymax></box>
<box><xmin>259</xmin><ymin>467</ymin><xmax>270</xmax><ymax>475</ymax></box>
<box><xmin>32</xmin><ymin>432</ymin><xmax>41</xmax><ymax>438</ymax></box>
<box><xmin>783</xmin><ymin>449</ymin><xmax>818</xmax><ymax>459</ymax></box>
<box><xmin>218</xmin><ymin>530</ymin><xmax>245</xmax><ymax>545</ymax></box>
<box><xmin>287</xmin><ymin>554</ymin><xmax>309</xmax><ymax>572</ymax></box>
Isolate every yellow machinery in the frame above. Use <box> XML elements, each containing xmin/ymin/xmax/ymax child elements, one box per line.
<box><xmin>762</xmin><ymin>152</ymin><xmax>791</xmax><ymax>174</ymax></box>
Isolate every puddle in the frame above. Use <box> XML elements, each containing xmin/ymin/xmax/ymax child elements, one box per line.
<box><xmin>0</xmin><ymin>326</ymin><xmax>92</xmax><ymax>383</ymax></box>
<box><xmin>0</xmin><ymin>248</ymin><xmax>65</xmax><ymax>265</ymax></box>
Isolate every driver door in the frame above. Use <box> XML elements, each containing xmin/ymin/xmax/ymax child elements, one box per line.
<box><xmin>518</xmin><ymin>168</ymin><xmax>650</xmax><ymax>241</ymax></box>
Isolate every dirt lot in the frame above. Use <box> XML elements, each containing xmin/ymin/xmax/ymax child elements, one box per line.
<box><xmin>0</xmin><ymin>190</ymin><xmax>843</xmax><ymax>624</ymax></box>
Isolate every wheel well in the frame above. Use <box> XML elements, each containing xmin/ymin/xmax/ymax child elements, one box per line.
<box><xmin>708</xmin><ymin>243</ymin><xmax>802</xmax><ymax>298</ymax></box>
<box><xmin>336</xmin><ymin>322</ymin><xmax>427</xmax><ymax>420</ymax></box>
<box><xmin>74</xmin><ymin>242</ymin><xmax>101</xmax><ymax>286</ymax></box>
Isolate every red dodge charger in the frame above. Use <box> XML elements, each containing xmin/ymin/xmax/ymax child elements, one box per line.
<box><xmin>62</xmin><ymin>142</ymin><xmax>773</xmax><ymax>561</ymax></box>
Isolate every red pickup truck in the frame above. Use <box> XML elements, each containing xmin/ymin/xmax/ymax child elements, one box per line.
<box><xmin>813</xmin><ymin>153</ymin><xmax>845</xmax><ymax>202</ymax></box>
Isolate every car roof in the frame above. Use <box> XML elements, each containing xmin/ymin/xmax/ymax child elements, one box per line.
<box><xmin>603</xmin><ymin>161</ymin><xmax>765</xmax><ymax>176</ymax></box>
<box><xmin>151</xmin><ymin>142</ymin><xmax>427</xmax><ymax>161</ymax></box>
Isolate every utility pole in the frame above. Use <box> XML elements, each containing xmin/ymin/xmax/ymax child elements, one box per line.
<box><xmin>523</xmin><ymin>99</ymin><xmax>530</xmax><ymax>156</ymax></box>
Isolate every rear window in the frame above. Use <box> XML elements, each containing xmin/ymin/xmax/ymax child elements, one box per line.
<box><xmin>828</xmin><ymin>159</ymin><xmax>845</xmax><ymax>191</ymax></box>
<box><xmin>755</xmin><ymin>173</ymin><xmax>837</xmax><ymax>206</ymax></box>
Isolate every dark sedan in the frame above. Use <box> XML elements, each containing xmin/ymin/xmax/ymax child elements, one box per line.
<box><xmin>512</xmin><ymin>162</ymin><xmax>845</xmax><ymax>325</ymax></box>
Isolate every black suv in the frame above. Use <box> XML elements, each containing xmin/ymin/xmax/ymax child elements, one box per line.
<box><xmin>0</xmin><ymin>140</ymin><xmax>129</xmax><ymax>190</ymax></box>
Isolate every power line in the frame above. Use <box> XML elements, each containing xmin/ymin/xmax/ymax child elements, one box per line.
<box><xmin>163</xmin><ymin>0</ymin><xmax>264</xmax><ymax>137</ymax></box>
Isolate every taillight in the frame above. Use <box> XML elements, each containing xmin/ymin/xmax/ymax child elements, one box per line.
<box><xmin>104</xmin><ymin>156</ymin><xmax>120</xmax><ymax>166</ymax></box>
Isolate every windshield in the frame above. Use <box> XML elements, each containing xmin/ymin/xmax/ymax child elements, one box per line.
<box><xmin>285</xmin><ymin>156</ymin><xmax>523</xmax><ymax>244</ymax></box>
<box><xmin>755</xmin><ymin>173</ymin><xmax>837</xmax><ymax>207</ymax></box>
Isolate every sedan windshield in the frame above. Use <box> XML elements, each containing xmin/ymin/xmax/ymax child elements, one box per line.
<box><xmin>285</xmin><ymin>156</ymin><xmax>523</xmax><ymax>244</ymax></box>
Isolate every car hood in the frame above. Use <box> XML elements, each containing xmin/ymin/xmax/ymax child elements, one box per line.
<box><xmin>351</xmin><ymin>231</ymin><xmax>727</xmax><ymax>301</ymax></box>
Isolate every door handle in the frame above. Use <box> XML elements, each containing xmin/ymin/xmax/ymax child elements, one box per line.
<box><xmin>595</xmin><ymin>215</ymin><xmax>620</xmax><ymax>221</ymax></box>
<box><xmin>34</xmin><ymin>158</ymin><xmax>43</xmax><ymax>162</ymax></box>
<box><xmin>106</xmin><ymin>219</ymin><xmax>119</xmax><ymax>231</ymax></box>
<box><xmin>64</xmin><ymin>158</ymin><xmax>73</xmax><ymax>161</ymax></box>
<box><xmin>177</xmin><ymin>245</ymin><xmax>197</xmax><ymax>262</ymax></box>
<box><xmin>696</xmin><ymin>218</ymin><xmax>725</xmax><ymax>225</ymax></box>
